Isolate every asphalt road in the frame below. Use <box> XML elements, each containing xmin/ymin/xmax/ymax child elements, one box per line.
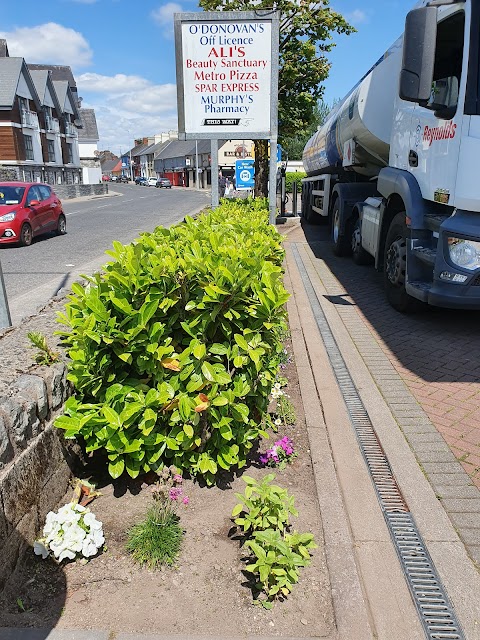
<box><xmin>0</xmin><ymin>184</ymin><xmax>210</xmax><ymax>325</ymax></box>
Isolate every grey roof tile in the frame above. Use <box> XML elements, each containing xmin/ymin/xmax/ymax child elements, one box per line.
<box><xmin>0</xmin><ymin>58</ymin><xmax>25</xmax><ymax>108</ymax></box>
<box><xmin>52</xmin><ymin>80</ymin><xmax>68</xmax><ymax>110</ymax></box>
<box><xmin>78</xmin><ymin>108</ymin><xmax>99</xmax><ymax>141</ymax></box>
<box><xmin>28</xmin><ymin>69</ymin><xmax>49</xmax><ymax>104</ymax></box>
<box><xmin>28</xmin><ymin>64</ymin><xmax>76</xmax><ymax>88</ymax></box>
<box><xmin>0</xmin><ymin>58</ymin><xmax>42</xmax><ymax>110</ymax></box>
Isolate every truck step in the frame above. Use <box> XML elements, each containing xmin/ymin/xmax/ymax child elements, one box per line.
<box><xmin>406</xmin><ymin>280</ymin><xmax>431</xmax><ymax>301</ymax></box>
<box><xmin>412</xmin><ymin>246</ymin><xmax>436</xmax><ymax>265</ymax></box>
<box><xmin>424</xmin><ymin>213</ymin><xmax>450</xmax><ymax>232</ymax></box>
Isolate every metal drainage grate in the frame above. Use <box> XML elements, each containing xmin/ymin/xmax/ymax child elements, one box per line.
<box><xmin>291</xmin><ymin>244</ymin><xmax>464</xmax><ymax>640</ymax></box>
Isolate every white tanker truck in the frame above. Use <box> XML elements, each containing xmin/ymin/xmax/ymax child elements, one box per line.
<box><xmin>302</xmin><ymin>0</ymin><xmax>480</xmax><ymax>311</ymax></box>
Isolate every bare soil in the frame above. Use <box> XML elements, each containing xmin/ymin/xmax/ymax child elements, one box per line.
<box><xmin>0</xmin><ymin>335</ymin><xmax>335</xmax><ymax>637</ymax></box>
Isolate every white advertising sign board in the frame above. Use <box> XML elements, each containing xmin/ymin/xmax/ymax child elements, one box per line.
<box><xmin>175</xmin><ymin>12</ymin><xmax>279</xmax><ymax>140</ymax></box>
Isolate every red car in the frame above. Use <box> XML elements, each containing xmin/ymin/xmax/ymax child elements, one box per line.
<box><xmin>0</xmin><ymin>182</ymin><xmax>66</xmax><ymax>246</ymax></box>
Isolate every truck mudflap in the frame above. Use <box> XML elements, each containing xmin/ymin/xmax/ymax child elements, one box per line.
<box><xmin>408</xmin><ymin>209</ymin><xmax>480</xmax><ymax>309</ymax></box>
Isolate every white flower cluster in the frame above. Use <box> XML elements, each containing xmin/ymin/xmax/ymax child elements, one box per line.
<box><xmin>34</xmin><ymin>502</ymin><xmax>104</xmax><ymax>562</ymax></box>
<box><xmin>270</xmin><ymin>382</ymin><xmax>284</xmax><ymax>400</ymax></box>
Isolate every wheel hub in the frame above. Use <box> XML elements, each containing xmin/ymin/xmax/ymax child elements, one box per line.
<box><xmin>352</xmin><ymin>225</ymin><xmax>361</xmax><ymax>254</ymax></box>
<box><xmin>386</xmin><ymin>236</ymin><xmax>406</xmax><ymax>286</ymax></box>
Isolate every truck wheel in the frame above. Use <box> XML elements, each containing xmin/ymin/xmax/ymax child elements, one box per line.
<box><xmin>384</xmin><ymin>212</ymin><xmax>422</xmax><ymax>312</ymax></box>
<box><xmin>332</xmin><ymin>202</ymin><xmax>351</xmax><ymax>256</ymax></box>
<box><xmin>352</xmin><ymin>219</ymin><xmax>372</xmax><ymax>265</ymax></box>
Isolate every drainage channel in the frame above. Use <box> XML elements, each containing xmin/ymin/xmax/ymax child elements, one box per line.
<box><xmin>291</xmin><ymin>244</ymin><xmax>465</xmax><ymax>640</ymax></box>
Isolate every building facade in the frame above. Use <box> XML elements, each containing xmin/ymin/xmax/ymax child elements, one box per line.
<box><xmin>0</xmin><ymin>39</ymin><xmax>96</xmax><ymax>185</ymax></box>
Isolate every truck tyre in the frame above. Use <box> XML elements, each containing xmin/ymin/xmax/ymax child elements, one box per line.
<box><xmin>332</xmin><ymin>202</ymin><xmax>351</xmax><ymax>256</ymax></box>
<box><xmin>384</xmin><ymin>212</ymin><xmax>423</xmax><ymax>313</ymax></box>
<box><xmin>352</xmin><ymin>219</ymin><xmax>372</xmax><ymax>265</ymax></box>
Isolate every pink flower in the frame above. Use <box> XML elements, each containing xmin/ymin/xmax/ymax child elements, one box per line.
<box><xmin>169</xmin><ymin>487</ymin><xmax>183</xmax><ymax>501</ymax></box>
<box><xmin>183</xmin><ymin>496</ymin><xmax>189</xmax><ymax>505</ymax></box>
<box><xmin>173</xmin><ymin>474</ymin><xmax>183</xmax><ymax>484</ymax></box>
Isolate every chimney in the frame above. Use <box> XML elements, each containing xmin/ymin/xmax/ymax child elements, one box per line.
<box><xmin>0</xmin><ymin>40</ymin><xmax>9</xmax><ymax>57</ymax></box>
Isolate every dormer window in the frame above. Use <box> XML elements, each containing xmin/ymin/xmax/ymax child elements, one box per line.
<box><xmin>19</xmin><ymin>97</ymin><xmax>29</xmax><ymax>112</ymax></box>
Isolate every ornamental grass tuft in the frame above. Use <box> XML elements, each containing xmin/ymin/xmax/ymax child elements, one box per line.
<box><xmin>126</xmin><ymin>507</ymin><xmax>183</xmax><ymax>569</ymax></box>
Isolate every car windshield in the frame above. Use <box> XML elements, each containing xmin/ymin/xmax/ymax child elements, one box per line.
<box><xmin>0</xmin><ymin>186</ymin><xmax>25</xmax><ymax>205</ymax></box>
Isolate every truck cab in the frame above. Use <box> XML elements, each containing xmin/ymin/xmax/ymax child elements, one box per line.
<box><xmin>302</xmin><ymin>0</ymin><xmax>480</xmax><ymax>312</ymax></box>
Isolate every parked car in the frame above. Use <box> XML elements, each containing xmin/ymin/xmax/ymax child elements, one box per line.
<box><xmin>110</xmin><ymin>176</ymin><xmax>118</xmax><ymax>182</ymax></box>
<box><xmin>0</xmin><ymin>182</ymin><xmax>66</xmax><ymax>246</ymax></box>
<box><xmin>155</xmin><ymin>178</ymin><xmax>172</xmax><ymax>189</ymax></box>
<box><xmin>102</xmin><ymin>175</ymin><xmax>111</xmax><ymax>181</ymax></box>
<box><xmin>147</xmin><ymin>177</ymin><xmax>158</xmax><ymax>187</ymax></box>
<box><xmin>117</xmin><ymin>175</ymin><xmax>130</xmax><ymax>183</ymax></box>
<box><xmin>135</xmin><ymin>176</ymin><xmax>147</xmax><ymax>186</ymax></box>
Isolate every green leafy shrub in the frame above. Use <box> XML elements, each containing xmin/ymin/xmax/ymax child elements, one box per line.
<box><xmin>245</xmin><ymin>529</ymin><xmax>317</xmax><ymax>608</ymax></box>
<box><xmin>285</xmin><ymin>172</ymin><xmax>306</xmax><ymax>193</ymax></box>
<box><xmin>232</xmin><ymin>474</ymin><xmax>316</xmax><ymax>608</ymax></box>
<box><xmin>55</xmin><ymin>199</ymin><xmax>289</xmax><ymax>483</ymax></box>
<box><xmin>231</xmin><ymin>474</ymin><xmax>297</xmax><ymax>534</ymax></box>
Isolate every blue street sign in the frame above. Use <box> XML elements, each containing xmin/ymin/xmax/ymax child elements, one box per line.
<box><xmin>235</xmin><ymin>159</ymin><xmax>255</xmax><ymax>189</ymax></box>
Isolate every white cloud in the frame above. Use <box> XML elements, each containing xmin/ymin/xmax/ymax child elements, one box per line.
<box><xmin>346</xmin><ymin>9</ymin><xmax>368</xmax><ymax>25</ymax></box>
<box><xmin>77</xmin><ymin>73</ymin><xmax>151</xmax><ymax>93</ymax></box>
<box><xmin>0</xmin><ymin>23</ymin><xmax>93</xmax><ymax>68</ymax></box>
<box><xmin>117</xmin><ymin>84</ymin><xmax>177</xmax><ymax>114</ymax></box>
<box><xmin>151</xmin><ymin>3</ymin><xmax>183</xmax><ymax>36</ymax></box>
<box><xmin>77</xmin><ymin>74</ymin><xmax>178</xmax><ymax>150</ymax></box>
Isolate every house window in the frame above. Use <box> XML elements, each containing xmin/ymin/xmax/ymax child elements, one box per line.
<box><xmin>24</xmin><ymin>135</ymin><xmax>34</xmax><ymax>160</ymax></box>
<box><xmin>19</xmin><ymin>97</ymin><xmax>29</xmax><ymax>112</ymax></box>
<box><xmin>67</xmin><ymin>143</ymin><xmax>74</xmax><ymax>163</ymax></box>
<box><xmin>47</xmin><ymin>139</ymin><xmax>56</xmax><ymax>162</ymax></box>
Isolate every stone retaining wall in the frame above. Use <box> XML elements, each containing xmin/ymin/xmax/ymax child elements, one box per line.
<box><xmin>54</xmin><ymin>183</ymin><xmax>108</xmax><ymax>200</ymax></box>
<box><xmin>0</xmin><ymin>358</ymin><xmax>75</xmax><ymax>590</ymax></box>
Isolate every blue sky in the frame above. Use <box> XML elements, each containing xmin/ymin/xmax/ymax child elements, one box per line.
<box><xmin>1</xmin><ymin>0</ymin><xmax>410</xmax><ymax>152</ymax></box>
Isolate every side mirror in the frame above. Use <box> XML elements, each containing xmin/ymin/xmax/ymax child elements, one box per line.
<box><xmin>400</xmin><ymin>7</ymin><xmax>437</xmax><ymax>104</ymax></box>
<box><xmin>28</xmin><ymin>200</ymin><xmax>40</xmax><ymax>206</ymax></box>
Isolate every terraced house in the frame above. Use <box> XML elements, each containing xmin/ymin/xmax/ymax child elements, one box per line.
<box><xmin>0</xmin><ymin>39</ymin><xmax>82</xmax><ymax>185</ymax></box>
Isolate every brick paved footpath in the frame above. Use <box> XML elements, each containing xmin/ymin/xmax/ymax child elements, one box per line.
<box><xmin>278</xmin><ymin>218</ymin><xmax>480</xmax><ymax>565</ymax></box>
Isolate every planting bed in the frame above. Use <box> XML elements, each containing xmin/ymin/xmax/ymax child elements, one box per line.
<box><xmin>0</xmin><ymin>337</ymin><xmax>335</xmax><ymax>637</ymax></box>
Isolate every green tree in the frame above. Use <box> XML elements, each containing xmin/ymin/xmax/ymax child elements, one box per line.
<box><xmin>198</xmin><ymin>0</ymin><xmax>354</xmax><ymax>196</ymax></box>
<box><xmin>280</xmin><ymin>99</ymin><xmax>336</xmax><ymax>161</ymax></box>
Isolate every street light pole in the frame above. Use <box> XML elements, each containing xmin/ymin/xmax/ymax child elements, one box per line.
<box><xmin>130</xmin><ymin>149</ymin><xmax>133</xmax><ymax>182</ymax></box>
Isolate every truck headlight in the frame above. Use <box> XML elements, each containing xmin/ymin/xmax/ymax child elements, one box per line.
<box><xmin>448</xmin><ymin>238</ymin><xmax>480</xmax><ymax>270</ymax></box>
<box><xmin>0</xmin><ymin>211</ymin><xmax>16</xmax><ymax>222</ymax></box>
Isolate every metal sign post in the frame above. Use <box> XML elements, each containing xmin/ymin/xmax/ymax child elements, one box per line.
<box><xmin>0</xmin><ymin>259</ymin><xmax>12</xmax><ymax>329</ymax></box>
<box><xmin>211</xmin><ymin>139</ymin><xmax>219</xmax><ymax>208</ymax></box>
<box><xmin>269</xmin><ymin>137</ymin><xmax>277</xmax><ymax>225</ymax></box>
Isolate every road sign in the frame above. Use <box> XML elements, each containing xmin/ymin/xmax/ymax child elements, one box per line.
<box><xmin>235</xmin><ymin>159</ymin><xmax>255</xmax><ymax>189</ymax></box>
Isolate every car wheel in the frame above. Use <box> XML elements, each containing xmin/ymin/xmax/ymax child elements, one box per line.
<box><xmin>57</xmin><ymin>213</ymin><xmax>67</xmax><ymax>235</ymax></box>
<box><xmin>20</xmin><ymin>223</ymin><xmax>33</xmax><ymax>247</ymax></box>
